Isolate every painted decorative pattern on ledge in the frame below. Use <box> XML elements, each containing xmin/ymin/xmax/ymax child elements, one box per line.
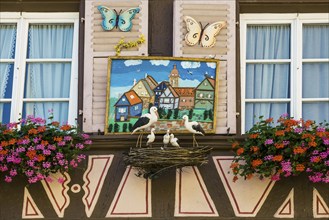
<box><xmin>106</xmin><ymin>166</ymin><xmax>152</xmax><ymax>218</ymax></box>
<box><xmin>175</xmin><ymin>166</ymin><xmax>218</xmax><ymax>217</ymax></box>
<box><xmin>82</xmin><ymin>155</ymin><xmax>114</xmax><ymax>217</ymax></box>
<box><xmin>213</xmin><ymin>156</ymin><xmax>276</xmax><ymax>217</ymax></box>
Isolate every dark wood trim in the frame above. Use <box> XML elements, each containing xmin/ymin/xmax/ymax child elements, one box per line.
<box><xmin>77</xmin><ymin>0</ymin><xmax>85</xmax><ymax>131</ymax></box>
<box><xmin>148</xmin><ymin>0</ymin><xmax>173</xmax><ymax>56</ymax></box>
<box><xmin>239</xmin><ymin>1</ymin><xmax>329</xmax><ymax>13</ymax></box>
<box><xmin>235</xmin><ymin>0</ymin><xmax>242</xmax><ymax>135</ymax></box>
<box><xmin>88</xmin><ymin>134</ymin><xmax>245</xmax><ymax>150</ymax></box>
<box><xmin>0</xmin><ymin>1</ymin><xmax>80</xmax><ymax>12</ymax></box>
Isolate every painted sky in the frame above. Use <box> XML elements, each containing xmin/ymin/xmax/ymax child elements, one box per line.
<box><xmin>109</xmin><ymin>59</ymin><xmax>218</xmax><ymax>98</ymax></box>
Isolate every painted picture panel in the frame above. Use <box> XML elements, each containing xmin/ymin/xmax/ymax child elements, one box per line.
<box><xmin>105</xmin><ymin>56</ymin><xmax>220</xmax><ymax>134</ymax></box>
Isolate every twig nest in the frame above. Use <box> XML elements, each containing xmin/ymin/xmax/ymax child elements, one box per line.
<box><xmin>123</xmin><ymin>146</ymin><xmax>212</xmax><ymax>178</ymax></box>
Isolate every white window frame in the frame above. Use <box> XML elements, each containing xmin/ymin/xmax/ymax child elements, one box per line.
<box><xmin>240</xmin><ymin>13</ymin><xmax>329</xmax><ymax>133</ymax></box>
<box><xmin>0</xmin><ymin>12</ymin><xmax>79</xmax><ymax>125</ymax></box>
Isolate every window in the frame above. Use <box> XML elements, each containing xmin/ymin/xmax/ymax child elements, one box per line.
<box><xmin>118</xmin><ymin>108</ymin><xmax>126</xmax><ymax>113</ymax></box>
<box><xmin>241</xmin><ymin>14</ymin><xmax>329</xmax><ymax>133</ymax></box>
<box><xmin>0</xmin><ymin>13</ymin><xmax>79</xmax><ymax>124</ymax></box>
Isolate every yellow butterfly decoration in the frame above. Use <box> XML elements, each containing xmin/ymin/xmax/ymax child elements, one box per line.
<box><xmin>183</xmin><ymin>16</ymin><xmax>226</xmax><ymax>48</ymax></box>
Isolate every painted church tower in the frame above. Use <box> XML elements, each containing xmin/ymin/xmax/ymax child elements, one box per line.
<box><xmin>169</xmin><ymin>64</ymin><xmax>180</xmax><ymax>87</ymax></box>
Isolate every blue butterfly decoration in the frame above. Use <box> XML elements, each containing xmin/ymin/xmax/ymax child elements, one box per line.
<box><xmin>97</xmin><ymin>6</ymin><xmax>140</xmax><ymax>32</ymax></box>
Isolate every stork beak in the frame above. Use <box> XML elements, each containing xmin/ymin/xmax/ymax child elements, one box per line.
<box><xmin>180</xmin><ymin>119</ymin><xmax>184</xmax><ymax>126</ymax></box>
<box><xmin>155</xmin><ymin>110</ymin><xmax>159</xmax><ymax>119</ymax></box>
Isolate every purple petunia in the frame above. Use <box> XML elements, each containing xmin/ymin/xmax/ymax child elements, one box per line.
<box><xmin>265</xmin><ymin>139</ymin><xmax>274</xmax><ymax>145</ymax></box>
<box><xmin>294</xmin><ymin>127</ymin><xmax>303</xmax><ymax>134</ymax></box>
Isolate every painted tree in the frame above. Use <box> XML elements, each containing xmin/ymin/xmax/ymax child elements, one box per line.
<box><xmin>108</xmin><ymin>124</ymin><xmax>113</xmax><ymax>133</ymax></box>
<box><xmin>123</xmin><ymin>123</ymin><xmax>128</xmax><ymax>132</ymax></box>
<box><xmin>208</xmin><ymin>109</ymin><xmax>213</xmax><ymax>120</ymax></box>
<box><xmin>188</xmin><ymin>109</ymin><xmax>193</xmax><ymax>119</ymax></box>
<box><xmin>203</xmin><ymin>110</ymin><xmax>209</xmax><ymax>120</ymax></box>
<box><xmin>114</xmin><ymin>123</ymin><xmax>120</xmax><ymax>132</ymax></box>
<box><xmin>173</xmin><ymin>108</ymin><xmax>179</xmax><ymax>119</ymax></box>
<box><xmin>158</xmin><ymin>107</ymin><xmax>166</xmax><ymax>119</ymax></box>
<box><xmin>167</xmin><ymin>109</ymin><xmax>173</xmax><ymax>119</ymax></box>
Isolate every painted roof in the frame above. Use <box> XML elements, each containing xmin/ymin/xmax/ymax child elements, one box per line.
<box><xmin>174</xmin><ymin>87</ymin><xmax>195</xmax><ymax>97</ymax></box>
<box><xmin>196</xmin><ymin>77</ymin><xmax>216</xmax><ymax>90</ymax></box>
<box><xmin>131</xmin><ymin>79</ymin><xmax>155</xmax><ymax>96</ymax></box>
<box><xmin>125</xmin><ymin>90</ymin><xmax>142</xmax><ymax>105</ymax></box>
<box><xmin>168</xmin><ymin>85</ymin><xmax>179</xmax><ymax>97</ymax></box>
<box><xmin>207</xmin><ymin>77</ymin><xmax>215</xmax><ymax>88</ymax></box>
<box><xmin>114</xmin><ymin>90</ymin><xmax>142</xmax><ymax>107</ymax></box>
<box><xmin>141</xmin><ymin>79</ymin><xmax>155</xmax><ymax>96</ymax></box>
<box><xmin>145</xmin><ymin>75</ymin><xmax>158</xmax><ymax>90</ymax></box>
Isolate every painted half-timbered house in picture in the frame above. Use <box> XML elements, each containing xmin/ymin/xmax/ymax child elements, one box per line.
<box><xmin>153</xmin><ymin>81</ymin><xmax>170</xmax><ymax>107</ymax></box>
<box><xmin>174</xmin><ymin>87</ymin><xmax>195</xmax><ymax>110</ymax></box>
<box><xmin>131</xmin><ymin>77</ymin><xmax>155</xmax><ymax>109</ymax></box>
<box><xmin>114</xmin><ymin>90</ymin><xmax>143</xmax><ymax>121</ymax></box>
<box><xmin>0</xmin><ymin>0</ymin><xmax>328</xmax><ymax>219</ymax></box>
<box><xmin>194</xmin><ymin>77</ymin><xmax>216</xmax><ymax>109</ymax></box>
<box><xmin>158</xmin><ymin>85</ymin><xmax>179</xmax><ymax>109</ymax></box>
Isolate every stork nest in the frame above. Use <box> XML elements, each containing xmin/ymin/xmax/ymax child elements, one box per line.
<box><xmin>123</xmin><ymin>146</ymin><xmax>212</xmax><ymax>179</ymax></box>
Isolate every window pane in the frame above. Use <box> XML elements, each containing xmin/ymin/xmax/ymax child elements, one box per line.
<box><xmin>303</xmin><ymin>102</ymin><xmax>329</xmax><ymax>123</ymax></box>
<box><xmin>0</xmin><ymin>24</ymin><xmax>16</xmax><ymax>59</ymax></box>
<box><xmin>23</xmin><ymin>102</ymin><xmax>69</xmax><ymax>124</ymax></box>
<box><xmin>246</xmin><ymin>64</ymin><xmax>290</xmax><ymax>99</ymax></box>
<box><xmin>303</xmin><ymin>63</ymin><xmax>329</xmax><ymax>98</ymax></box>
<box><xmin>24</xmin><ymin>63</ymin><xmax>71</xmax><ymax>98</ymax></box>
<box><xmin>303</xmin><ymin>24</ymin><xmax>329</xmax><ymax>59</ymax></box>
<box><xmin>247</xmin><ymin>24</ymin><xmax>290</xmax><ymax>59</ymax></box>
<box><xmin>245</xmin><ymin>103</ymin><xmax>289</xmax><ymax>131</ymax></box>
<box><xmin>0</xmin><ymin>103</ymin><xmax>11</xmax><ymax>124</ymax></box>
<box><xmin>27</xmin><ymin>24</ymin><xmax>74</xmax><ymax>59</ymax></box>
<box><xmin>0</xmin><ymin>63</ymin><xmax>14</xmax><ymax>98</ymax></box>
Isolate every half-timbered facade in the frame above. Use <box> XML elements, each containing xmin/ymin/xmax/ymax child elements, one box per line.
<box><xmin>0</xmin><ymin>0</ymin><xmax>328</xmax><ymax>219</ymax></box>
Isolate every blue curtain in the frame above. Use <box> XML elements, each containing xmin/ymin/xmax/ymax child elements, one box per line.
<box><xmin>302</xmin><ymin>24</ymin><xmax>329</xmax><ymax>123</ymax></box>
<box><xmin>0</xmin><ymin>24</ymin><xmax>16</xmax><ymax>123</ymax></box>
<box><xmin>245</xmin><ymin>25</ymin><xmax>291</xmax><ymax>130</ymax></box>
<box><xmin>24</xmin><ymin>24</ymin><xmax>73</xmax><ymax>123</ymax></box>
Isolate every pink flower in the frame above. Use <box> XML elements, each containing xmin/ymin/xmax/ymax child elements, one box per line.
<box><xmin>10</xmin><ymin>169</ymin><xmax>17</xmax><ymax>176</ymax></box>
<box><xmin>271</xmin><ymin>174</ymin><xmax>280</xmax><ymax>181</ymax></box>
<box><xmin>82</xmin><ymin>134</ymin><xmax>90</xmax><ymax>139</ymax></box>
<box><xmin>5</xmin><ymin>176</ymin><xmax>12</xmax><ymax>183</ymax></box>
<box><xmin>265</xmin><ymin>139</ymin><xmax>274</xmax><ymax>145</ymax></box>
<box><xmin>84</xmin><ymin>140</ymin><xmax>92</xmax><ymax>145</ymax></box>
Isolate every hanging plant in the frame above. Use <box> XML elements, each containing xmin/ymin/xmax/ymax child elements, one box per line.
<box><xmin>231</xmin><ymin>114</ymin><xmax>329</xmax><ymax>183</ymax></box>
<box><xmin>114</xmin><ymin>34</ymin><xmax>145</xmax><ymax>56</ymax></box>
<box><xmin>0</xmin><ymin>113</ymin><xmax>91</xmax><ymax>184</ymax></box>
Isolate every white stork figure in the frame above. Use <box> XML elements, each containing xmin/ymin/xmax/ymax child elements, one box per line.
<box><xmin>131</xmin><ymin>106</ymin><xmax>158</xmax><ymax>147</ymax></box>
<box><xmin>169</xmin><ymin>134</ymin><xmax>180</xmax><ymax>148</ymax></box>
<box><xmin>182</xmin><ymin>115</ymin><xmax>205</xmax><ymax>147</ymax></box>
<box><xmin>146</xmin><ymin>128</ymin><xmax>156</xmax><ymax>147</ymax></box>
<box><xmin>162</xmin><ymin>129</ymin><xmax>170</xmax><ymax>149</ymax></box>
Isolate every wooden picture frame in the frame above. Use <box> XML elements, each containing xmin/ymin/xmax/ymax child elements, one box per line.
<box><xmin>105</xmin><ymin>56</ymin><xmax>220</xmax><ymax>134</ymax></box>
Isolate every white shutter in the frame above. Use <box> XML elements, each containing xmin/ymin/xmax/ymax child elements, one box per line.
<box><xmin>84</xmin><ymin>0</ymin><xmax>148</xmax><ymax>132</ymax></box>
<box><xmin>173</xmin><ymin>0</ymin><xmax>236</xmax><ymax>134</ymax></box>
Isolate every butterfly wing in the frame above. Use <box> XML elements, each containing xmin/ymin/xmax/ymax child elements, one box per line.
<box><xmin>97</xmin><ymin>6</ymin><xmax>117</xmax><ymax>31</ymax></box>
<box><xmin>118</xmin><ymin>7</ymin><xmax>140</xmax><ymax>32</ymax></box>
<box><xmin>183</xmin><ymin>16</ymin><xmax>202</xmax><ymax>46</ymax></box>
<box><xmin>200</xmin><ymin>21</ymin><xmax>226</xmax><ymax>48</ymax></box>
